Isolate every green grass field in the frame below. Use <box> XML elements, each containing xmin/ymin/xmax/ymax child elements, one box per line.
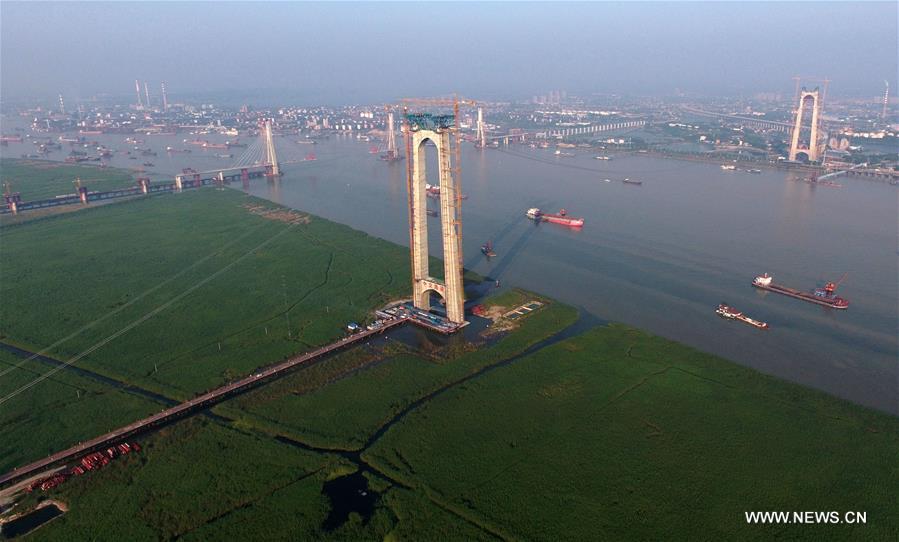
<box><xmin>364</xmin><ymin>324</ymin><xmax>899</xmax><ymax>541</ymax></box>
<box><xmin>224</xmin><ymin>298</ymin><xmax>578</xmax><ymax>450</ymax></box>
<box><xmin>0</xmin><ymin>188</ymin><xmax>410</xmax><ymax>468</ymax></box>
<box><xmin>0</xmin><ymin>351</ymin><xmax>161</xmax><ymax>473</ymax></box>
<box><xmin>0</xmin><ymin>158</ymin><xmax>136</xmax><ymax>201</ymax></box>
<box><xmin>25</xmin><ymin>418</ymin><xmax>340</xmax><ymax>541</ymax></box>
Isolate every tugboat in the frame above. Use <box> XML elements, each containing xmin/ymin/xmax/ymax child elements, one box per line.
<box><xmin>481</xmin><ymin>240</ymin><xmax>497</xmax><ymax>257</ymax></box>
<box><xmin>716</xmin><ymin>303</ymin><xmax>769</xmax><ymax>329</ymax></box>
<box><xmin>752</xmin><ymin>273</ymin><xmax>849</xmax><ymax>309</ymax></box>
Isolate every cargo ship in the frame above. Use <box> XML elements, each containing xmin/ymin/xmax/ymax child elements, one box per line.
<box><xmin>752</xmin><ymin>273</ymin><xmax>849</xmax><ymax>309</ymax></box>
<box><xmin>481</xmin><ymin>240</ymin><xmax>496</xmax><ymax>257</ymax></box>
<box><xmin>716</xmin><ymin>304</ymin><xmax>768</xmax><ymax>329</ymax></box>
<box><xmin>526</xmin><ymin>208</ymin><xmax>584</xmax><ymax>227</ymax></box>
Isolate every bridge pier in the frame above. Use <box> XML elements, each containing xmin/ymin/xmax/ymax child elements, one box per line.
<box><xmin>78</xmin><ymin>185</ymin><xmax>88</xmax><ymax>204</ymax></box>
<box><xmin>138</xmin><ymin>177</ymin><xmax>150</xmax><ymax>195</ymax></box>
<box><xmin>174</xmin><ymin>175</ymin><xmax>183</xmax><ymax>192</ymax></box>
<box><xmin>241</xmin><ymin>168</ymin><xmax>250</xmax><ymax>189</ymax></box>
<box><xmin>193</xmin><ymin>173</ymin><xmax>201</xmax><ymax>188</ymax></box>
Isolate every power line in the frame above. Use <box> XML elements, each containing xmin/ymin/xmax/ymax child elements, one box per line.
<box><xmin>0</xmin><ymin>225</ymin><xmax>266</xmax><ymax>379</ymax></box>
<box><xmin>0</xmin><ymin>222</ymin><xmax>299</xmax><ymax>407</ymax></box>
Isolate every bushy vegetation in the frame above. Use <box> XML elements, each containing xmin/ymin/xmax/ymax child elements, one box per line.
<box><xmin>365</xmin><ymin>324</ymin><xmax>899</xmax><ymax>541</ymax></box>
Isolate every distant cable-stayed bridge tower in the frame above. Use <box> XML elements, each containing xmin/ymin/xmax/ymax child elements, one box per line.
<box><xmin>262</xmin><ymin>119</ymin><xmax>280</xmax><ymax>177</ymax></box>
<box><xmin>135</xmin><ymin>79</ymin><xmax>143</xmax><ymax>109</ymax></box>
<box><xmin>476</xmin><ymin>107</ymin><xmax>487</xmax><ymax>148</ymax></box>
<box><xmin>789</xmin><ymin>81</ymin><xmax>827</xmax><ymax>162</ymax></box>
<box><xmin>386</xmin><ymin>110</ymin><xmax>398</xmax><ymax>159</ymax></box>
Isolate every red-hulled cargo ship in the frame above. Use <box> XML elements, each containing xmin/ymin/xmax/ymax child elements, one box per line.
<box><xmin>527</xmin><ymin>208</ymin><xmax>584</xmax><ymax>227</ymax></box>
<box><xmin>752</xmin><ymin>273</ymin><xmax>849</xmax><ymax>309</ymax></box>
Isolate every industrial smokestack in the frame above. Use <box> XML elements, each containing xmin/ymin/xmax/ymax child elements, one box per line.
<box><xmin>883</xmin><ymin>81</ymin><xmax>890</xmax><ymax>120</ymax></box>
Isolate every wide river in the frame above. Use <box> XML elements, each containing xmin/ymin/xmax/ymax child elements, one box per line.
<box><xmin>3</xmin><ymin>129</ymin><xmax>897</xmax><ymax>414</ymax></box>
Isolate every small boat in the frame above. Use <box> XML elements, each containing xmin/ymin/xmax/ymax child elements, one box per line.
<box><xmin>481</xmin><ymin>240</ymin><xmax>497</xmax><ymax>257</ymax></box>
<box><xmin>721</xmin><ymin>164</ymin><xmax>736</xmax><ymax>171</ymax></box>
<box><xmin>426</xmin><ymin>209</ymin><xmax>438</xmax><ymax>217</ymax></box>
<box><xmin>622</xmin><ymin>178</ymin><xmax>643</xmax><ymax>185</ymax></box>
<box><xmin>716</xmin><ymin>303</ymin><xmax>768</xmax><ymax>329</ymax></box>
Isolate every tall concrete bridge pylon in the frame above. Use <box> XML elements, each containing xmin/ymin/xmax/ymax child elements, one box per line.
<box><xmin>789</xmin><ymin>88</ymin><xmax>823</xmax><ymax>162</ymax></box>
<box><xmin>403</xmin><ymin>109</ymin><xmax>466</xmax><ymax>324</ymax></box>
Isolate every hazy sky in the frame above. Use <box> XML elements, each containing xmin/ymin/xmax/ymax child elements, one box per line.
<box><xmin>1</xmin><ymin>2</ymin><xmax>896</xmax><ymax>104</ymax></box>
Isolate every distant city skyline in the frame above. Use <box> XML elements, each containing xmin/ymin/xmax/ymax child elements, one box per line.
<box><xmin>1</xmin><ymin>2</ymin><xmax>896</xmax><ymax>104</ymax></box>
